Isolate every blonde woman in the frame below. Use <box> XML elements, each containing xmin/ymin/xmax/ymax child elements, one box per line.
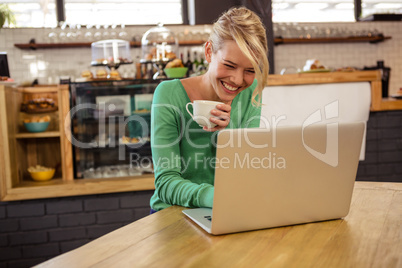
<box><xmin>150</xmin><ymin>7</ymin><xmax>269</xmax><ymax>212</ymax></box>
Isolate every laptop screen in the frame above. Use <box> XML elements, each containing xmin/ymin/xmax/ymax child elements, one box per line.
<box><xmin>0</xmin><ymin>52</ymin><xmax>10</xmax><ymax>77</ymax></box>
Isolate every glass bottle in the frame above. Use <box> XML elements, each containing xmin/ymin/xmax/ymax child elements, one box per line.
<box><xmin>192</xmin><ymin>51</ymin><xmax>200</xmax><ymax>73</ymax></box>
<box><xmin>377</xmin><ymin>61</ymin><xmax>390</xmax><ymax>98</ymax></box>
<box><xmin>185</xmin><ymin>50</ymin><xmax>193</xmax><ymax>77</ymax></box>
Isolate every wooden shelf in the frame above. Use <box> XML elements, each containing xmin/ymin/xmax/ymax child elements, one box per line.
<box><xmin>14</xmin><ymin>36</ymin><xmax>390</xmax><ymax>50</ymax></box>
<box><xmin>379</xmin><ymin>97</ymin><xmax>402</xmax><ymax>111</ymax></box>
<box><xmin>15</xmin><ymin>131</ymin><xmax>61</xmax><ymax>139</ymax></box>
<box><xmin>3</xmin><ymin>175</ymin><xmax>155</xmax><ymax>201</ymax></box>
<box><xmin>274</xmin><ymin>35</ymin><xmax>391</xmax><ymax>45</ymax></box>
<box><xmin>17</xmin><ymin>86</ymin><xmax>59</xmax><ymax>93</ymax></box>
<box><xmin>14</xmin><ymin>40</ymin><xmax>206</xmax><ymax>50</ymax></box>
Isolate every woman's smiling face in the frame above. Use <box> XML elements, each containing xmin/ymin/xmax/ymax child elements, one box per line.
<box><xmin>205</xmin><ymin>40</ymin><xmax>255</xmax><ymax>103</ymax></box>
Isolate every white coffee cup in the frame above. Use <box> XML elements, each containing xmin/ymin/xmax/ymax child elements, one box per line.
<box><xmin>185</xmin><ymin>100</ymin><xmax>224</xmax><ymax>128</ymax></box>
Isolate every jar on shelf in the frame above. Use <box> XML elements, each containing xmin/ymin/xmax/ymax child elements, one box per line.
<box><xmin>141</xmin><ymin>23</ymin><xmax>178</xmax><ymax>63</ymax></box>
<box><xmin>91</xmin><ymin>39</ymin><xmax>133</xmax><ymax>69</ymax></box>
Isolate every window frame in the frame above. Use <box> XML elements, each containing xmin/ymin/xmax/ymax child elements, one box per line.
<box><xmin>56</xmin><ymin>0</ymin><xmax>65</xmax><ymax>22</ymax></box>
<box><xmin>55</xmin><ymin>0</ymin><xmax>188</xmax><ymax>25</ymax></box>
<box><xmin>355</xmin><ymin>0</ymin><xmax>362</xmax><ymax>21</ymax></box>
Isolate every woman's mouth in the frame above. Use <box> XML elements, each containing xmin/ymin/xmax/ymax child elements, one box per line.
<box><xmin>221</xmin><ymin>81</ymin><xmax>240</xmax><ymax>94</ymax></box>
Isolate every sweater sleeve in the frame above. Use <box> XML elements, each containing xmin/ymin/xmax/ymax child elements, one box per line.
<box><xmin>150</xmin><ymin>81</ymin><xmax>214</xmax><ymax>209</ymax></box>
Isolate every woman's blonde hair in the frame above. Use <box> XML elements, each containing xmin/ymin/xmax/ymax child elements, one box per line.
<box><xmin>208</xmin><ymin>6</ymin><xmax>269</xmax><ymax>107</ymax></box>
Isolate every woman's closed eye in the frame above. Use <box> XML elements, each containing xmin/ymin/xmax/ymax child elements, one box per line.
<box><xmin>224</xmin><ymin>64</ymin><xmax>235</xmax><ymax>69</ymax></box>
<box><xmin>224</xmin><ymin>64</ymin><xmax>254</xmax><ymax>73</ymax></box>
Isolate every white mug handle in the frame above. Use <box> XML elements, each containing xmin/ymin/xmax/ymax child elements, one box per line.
<box><xmin>185</xmin><ymin>102</ymin><xmax>194</xmax><ymax>118</ymax></box>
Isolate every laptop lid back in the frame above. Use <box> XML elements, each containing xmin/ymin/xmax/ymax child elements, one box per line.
<box><xmin>211</xmin><ymin>122</ymin><xmax>364</xmax><ymax>235</ymax></box>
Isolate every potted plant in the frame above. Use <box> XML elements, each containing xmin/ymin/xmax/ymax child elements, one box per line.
<box><xmin>0</xmin><ymin>4</ymin><xmax>16</xmax><ymax>28</ymax></box>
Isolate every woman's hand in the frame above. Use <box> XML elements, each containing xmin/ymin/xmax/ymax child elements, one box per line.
<box><xmin>203</xmin><ymin>103</ymin><xmax>231</xmax><ymax>132</ymax></box>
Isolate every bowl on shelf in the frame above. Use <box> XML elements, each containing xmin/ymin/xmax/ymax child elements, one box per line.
<box><xmin>24</xmin><ymin>121</ymin><xmax>50</xmax><ymax>133</ymax></box>
<box><xmin>28</xmin><ymin>168</ymin><xmax>55</xmax><ymax>182</ymax></box>
<box><xmin>164</xmin><ymin>67</ymin><xmax>188</xmax><ymax>78</ymax></box>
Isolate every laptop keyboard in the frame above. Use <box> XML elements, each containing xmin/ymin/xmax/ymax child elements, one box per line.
<box><xmin>204</xmin><ymin>216</ymin><xmax>212</xmax><ymax>221</ymax></box>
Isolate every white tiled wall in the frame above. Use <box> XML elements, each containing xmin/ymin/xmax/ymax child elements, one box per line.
<box><xmin>0</xmin><ymin>22</ymin><xmax>401</xmax><ymax>95</ymax></box>
<box><xmin>0</xmin><ymin>25</ymin><xmax>208</xmax><ymax>84</ymax></box>
<box><xmin>274</xmin><ymin>21</ymin><xmax>402</xmax><ymax>95</ymax></box>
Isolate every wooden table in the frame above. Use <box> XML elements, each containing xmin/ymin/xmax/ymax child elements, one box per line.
<box><xmin>36</xmin><ymin>182</ymin><xmax>401</xmax><ymax>268</ymax></box>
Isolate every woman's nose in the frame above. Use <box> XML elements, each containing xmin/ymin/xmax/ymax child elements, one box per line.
<box><xmin>231</xmin><ymin>69</ymin><xmax>244</xmax><ymax>86</ymax></box>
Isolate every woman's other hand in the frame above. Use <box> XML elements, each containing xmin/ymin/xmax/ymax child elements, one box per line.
<box><xmin>203</xmin><ymin>103</ymin><xmax>231</xmax><ymax>132</ymax></box>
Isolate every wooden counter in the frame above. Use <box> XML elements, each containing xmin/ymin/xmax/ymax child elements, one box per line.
<box><xmin>379</xmin><ymin>97</ymin><xmax>402</xmax><ymax>111</ymax></box>
<box><xmin>266</xmin><ymin>70</ymin><xmax>402</xmax><ymax>112</ymax></box>
<box><xmin>1</xmin><ymin>71</ymin><xmax>400</xmax><ymax>201</ymax></box>
<box><xmin>36</xmin><ymin>182</ymin><xmax>401</xmax><ymax>268</ymax></box>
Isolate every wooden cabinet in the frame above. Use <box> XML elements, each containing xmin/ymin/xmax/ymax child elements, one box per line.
<box><xmin>0</xmin><ymin>84</ymin><xmax>154</xmax><ymax>201</ymax></box>
<box><xmin>0</xmin><ymin>85</ymin><xmax>72</xmax><ymax>200</ymax></box>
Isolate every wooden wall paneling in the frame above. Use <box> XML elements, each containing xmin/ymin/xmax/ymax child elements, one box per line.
<box><xmin>5</xmin><ymin>88</ymin><xmax>20</xmax><ymax>188</ymax></box>
<box><xmin>59</xmin><ymin>85</ymin><xmax>74</xmax><ymax>181</ymax></box>
<box><xmin>0</xmin><ymin>86</ymin><xmax>11</xmax><ymax>198</ymax></box>
<box><xmin>370</xmin><ymin>80</ymin><xmax>382</xmax><ymax>111</ymax></box>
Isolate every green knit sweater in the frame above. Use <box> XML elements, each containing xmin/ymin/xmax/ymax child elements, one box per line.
<box><xmin>150</xmin><ymin>79</ymin><xmax>261</xmax><ymax>211</ymax></box>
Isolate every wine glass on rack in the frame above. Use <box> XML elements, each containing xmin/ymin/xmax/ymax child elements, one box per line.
<box><xmin>47</xmin><ymin>26</ymin><xmax>59</xmax><ymax>43</ymax></box>
<box><xmin>84</xmin><ymin>24</ymin><xmax>94</xmax><ymax>42</ymax></box>
<box><xmin>66</xmin><ymin>24</ymin><xmax>77</xmax><ymax>43</ymax></box>
<box><xmin>118</xmin><ymin>24</ymin><xmax>129</xmax><ymax>41</ymax></box>
<box><xmin>94</xmin><ymin>25</ymin><xmax>102</xmax><ymax>41</ymax></box>
<box><xmin>102</xmin><ymin>25</ymin><xmax>110</xmax><ymax>40</ymax></box>
<box><xmin>75</xmin><ymin>24</ymin><xmax>83</xmax><ymax>42</ymax></box>
<box><xmin>59</xmin><ymin>21</ymin><xmax>68</xmax><ymax>43</ymax></box>
<box><xmin>110</xmin><ymin>24</ymin><xmax>118</xmax><ymax>39</ymax></box>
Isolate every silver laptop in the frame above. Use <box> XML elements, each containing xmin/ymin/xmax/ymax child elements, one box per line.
<box><xmin>183</xmin><ymin>122</ymin><xmax>365</xmax><ymax>235</ymax></box>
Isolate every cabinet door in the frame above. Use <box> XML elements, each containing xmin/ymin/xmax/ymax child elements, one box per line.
<box><xmin>70</xmin><ymin>81</ymin><xmax>157</xmax><ymax>179</ymax></box>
